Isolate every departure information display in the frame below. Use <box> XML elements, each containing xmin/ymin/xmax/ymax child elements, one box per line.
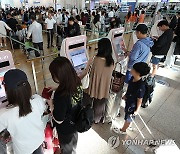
<box><xmin>169</xmin><ymin>0</ymin><xmax>180</xmax><ymax>2</ymax></box>
<box><xmin>117</xmin><ymin>0</ymin><xmax>136</xmax><ymax>2</ymax></box>
<box><xmin>137</xmin><ymin>0</ymin><xmax>161</xmax><ymax>2</ymax></box>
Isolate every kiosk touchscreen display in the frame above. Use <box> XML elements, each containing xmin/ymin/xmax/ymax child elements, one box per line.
<box><xmin>70</xmin><ymin>48</ymin><xmax>88</xmax><ymax>72</ymax></box>
<box><xmin>0</xmin><ymin>61</ymin><xmax>10</xmax><ymax>99</ymax></box>
<box><xmin>0</xmin><ymin>75</ymin><xmax>5</xmax><ymax>99</ymax></box>
<box><xmin>113</xmin><ymin>33</ymin><xmax>125</xmax><ymax>56</ymax></box>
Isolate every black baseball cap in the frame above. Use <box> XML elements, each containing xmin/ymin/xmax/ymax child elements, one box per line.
<box><xmin>3</xmin><ymin>69</ymin><xmax>28</xmax><ymax>89</ymax></box>
<box><xmin>135</xmin><ymin>24</ymin><xmax>148</xmax><ymax>34</ymax></box>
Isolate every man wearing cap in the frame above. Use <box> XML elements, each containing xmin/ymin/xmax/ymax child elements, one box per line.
<box><xmin>123</xmin><ymin>24</ymin><xmax>154</xmax><ymax>83</ymax></box>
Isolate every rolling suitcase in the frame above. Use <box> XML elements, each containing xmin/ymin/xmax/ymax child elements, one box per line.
<box><xmin>9</xmin><ymin>32</ymin><xmax>20</xmax><ymax>50</ymax></box>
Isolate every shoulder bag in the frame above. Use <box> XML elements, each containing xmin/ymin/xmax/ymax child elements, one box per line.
<box><xmin>111</xmin><ymin>62</ymin><xmax>125</xmax><ymax>93</ymax></box>
<box><xmin>81</xmin><ymin>57</ymin><xmax>94</xmax><ymax>89</ymax></box>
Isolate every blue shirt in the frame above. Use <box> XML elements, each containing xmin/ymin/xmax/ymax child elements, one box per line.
<box><xmin>128</xmin><ymin>37</ymin><xmax>154</xmax><ymax>69</ymax></box>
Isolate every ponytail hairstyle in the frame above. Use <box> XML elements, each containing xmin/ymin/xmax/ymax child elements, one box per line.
<box><xmin>97</xmin><ymin>38</ymin><xmax>114</xmax><ymax>67</ymax></box>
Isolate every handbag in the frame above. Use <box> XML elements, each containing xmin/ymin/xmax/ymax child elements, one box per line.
<box><xmin>81</xmin><ymin>73</ymin><xmax>90</xmax><ymax>89</ymax></box>
<box><xmin>81</xmin><ymin>57</ymin><xmax>94</xmax><ymax>89</ymax></box>
<box><xmin>111</xmin><ymin>62</ymin><xmax>125</xmax><ymax>93</ymax></box>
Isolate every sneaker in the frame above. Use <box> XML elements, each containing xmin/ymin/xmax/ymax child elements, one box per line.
<box><xmin>117</xmin><ymin>113</ymin><xmax>121</xmax><ymax>117</ymax></box>
<box><xmin>113</xmin><ymin>127</ymin><xmax>127</xmax><ymax>135</ymax></box>
<box><xmin>128</xmin><ymin>126</ymin><xmax>134</xmax><ymax>131</ymax></box>
<box><xmin>108</xmin><ymin>121</ymin><xmax>112</xmax><ymax>125</ymax></box>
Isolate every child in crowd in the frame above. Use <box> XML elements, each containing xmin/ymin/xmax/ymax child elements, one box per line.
<box><xmin>113</xmin><ymin>62</ymin><xmax>150</xmax><ymax>134</ymax></box>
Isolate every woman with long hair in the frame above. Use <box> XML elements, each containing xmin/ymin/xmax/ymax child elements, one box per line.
<box><xmin>48</xmin><ymin>57</ymin><xmax>82</xmax><ymax>154</ymax></box>
<box><xmin>92</xmin><ymin>14</ymin><xmax>101</xmax><ymax>49</ymax></box>
<box><xmin>83</xmin><ymin>38</ymin><xmax>114</xmax><ymax>124</ymax></box>
<box><xmin>138</xmin><ymin>10</ymin><xmax>145</xmax><ymax>23</ymax></box>
<box><xmin>126</xmin><ymin>11</ymin><xmax>132</xmax><ymax>23</ymax></box>
<box><xmin>0</xmin><ymin>69</ymin><xmax>45</xmax><ymax>154</ymax></box>
<box><xmin>125</xmin><ymin>11</ymin><xmax>132</xmax><ymax>31</ymax></box>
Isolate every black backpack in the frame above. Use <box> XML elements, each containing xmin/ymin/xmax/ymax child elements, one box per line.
<box><xmin>75</xmin><ymin>104</ymin><xmax>94</xmax><ymax>133</ymax></box>
<box><xmin>70</xmin><ymin>88</ymin><xmax>94</xmax><ymax>133</ymax></box>
<box><xmin>141</xmin><ymin>76</ymin><xmax>156</xmax><ymax>108</ymax></box>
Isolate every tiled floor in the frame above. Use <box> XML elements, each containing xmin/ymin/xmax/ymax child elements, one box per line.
<box><xmin>1</xmin><ymin>30</ymin><xmax>180</xmax><ymax>154</ymax></box>
<box><xmin>76</xmin><ymin>64</ymin><xmax>180</xmax><ymax>154</ymax></box>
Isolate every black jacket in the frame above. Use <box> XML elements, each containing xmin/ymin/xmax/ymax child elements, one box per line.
<box><xmin>6</xmin><ymin>18</ymin><xmax>18</xmax><ymax>32</ymax></box>
<box><xmin>169</xmin><ymin>15</ymin><xmax>178</xmax><ymax>30</ymax></box>
<box><xmin>66</xmin><ymin>22</ymin><xmax>81</xmax><ymax>37</ymax></box>
<box><xmin>151</xmin><ymin>28</ymin><xmax>173</xmax><ymax>56</ymax></box>
<box><xmin>174</xmin><ymin>19</ymin><xmax>180</xmax><ymax>55</ymax></box>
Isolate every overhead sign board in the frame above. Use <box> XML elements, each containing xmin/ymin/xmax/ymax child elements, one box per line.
<box><xmin>118</xmin><ymin>0</ymin><xmax>136</xmax><ymax>2</ymax></box>
<box><xmin>137</xmin><ymin>0</ymin><xmax>161</xmax><ymax>2</ymax></box>
<box><xmin>169</xmin><ymin>0</ymin><xmax>180</xmax><ymax>2</ymax></box>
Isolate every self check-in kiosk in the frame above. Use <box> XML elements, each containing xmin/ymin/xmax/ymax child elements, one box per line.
<box><xmin>108</xmin><ymin>28</ymin><xmax>128</xmax><ymax>73</ymax></box>
<box><xmin>0</xmin><ymin>50</ymin><xmax>15</xmax><ymax>108</ymax></box>
<box><xmin>60</xmin><ymin>35</ymin><xmax>89</xmax><ymax>74</ymax></box>
<box><xmin>108</xmin><ymin>27</ymin><xmax>127</xmax><ymax>63</ymax></box>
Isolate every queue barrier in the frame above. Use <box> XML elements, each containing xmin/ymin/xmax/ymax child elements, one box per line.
<box><xmin>0</xmin><ymin>20</ymin><xmax>154</xmax><ymax>94</ymax></box>
<box><xmin>26</xmin><ymin>24</ymin><xmax>154</xmax><ymax>94</ymax></box>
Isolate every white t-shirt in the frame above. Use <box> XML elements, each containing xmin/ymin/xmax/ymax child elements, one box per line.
<box><xmin>100</xmin><ymin>16</ymin><xmax>105</xmax><ymax>25</ymax></box>
<box><xmin>27</xmin><ymin>21</ymin><xmax>43</xmax><ymax>43</ymax></box>
<box><xmin>108</xmin><ymin>11</ymin><xmax>114</xmax><ymax>18</ymax></box>
<box><xmin>45</xmin><ymin>18</ymin><xmax>56</xmax><ymax>29</ymax></box>
<box><xmin>0</xmin><ymin>94</ymin><xmax>46</xmax><ymax>154</ymax></box>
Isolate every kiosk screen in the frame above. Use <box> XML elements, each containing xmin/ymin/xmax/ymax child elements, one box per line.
<box><xmin>113</xmin><ymin>33</ymin><xmax>125</xmax><ymax>56</ymax></box>
<box><xmin>0</xmin><ymin>61</ymin><xmax>10</xmax><ymax>99</ymax></box>
<box><xmin>0</xmin><ymin>75</ymin><xmax>5</xmax><ymax>99</ymax></box>
<box><xmin>70</xmin><ymin>48</ymin><xmax>88</xmax><ymax>71</ymax></box>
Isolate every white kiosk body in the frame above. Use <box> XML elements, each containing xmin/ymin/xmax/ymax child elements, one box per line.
<box><xmin>108</xmin><ymin>27</ymin><xmax>126</xmax><ymax>63</ymax></box>
<box><xmin>60</xmin><ymin>35</ymin><xmax>89</xmax><ymax>74</ymax></box>
<box><xmin>0</xmin><ymin>50</ymin><xmax>15</xmax><ymax>108</ymax></box>
<box><xmin>108</xmin><ymin>28</ymin><xmax>128</xmax><ymax>73</ymax></box>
